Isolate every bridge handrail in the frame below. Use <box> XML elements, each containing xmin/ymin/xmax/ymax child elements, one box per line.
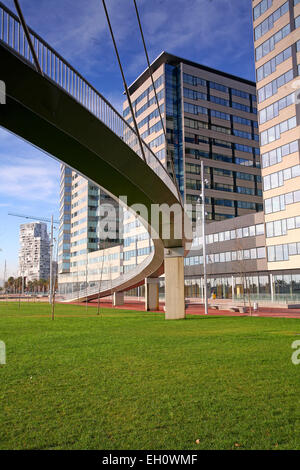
<box><xmin>0</xmin><ymin>2</ymin><xmax>179</xmax><ymax>200</ymax></box>
<box><xmin>59</xmin><ymin>251</ymin><xmax>155</xmax><ymax>301</ymax></box>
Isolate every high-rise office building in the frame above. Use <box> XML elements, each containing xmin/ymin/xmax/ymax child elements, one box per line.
<box><xmin>121</xmin><ymin>52</ymin><xmax>263</xmax><ymax>284</ymax></box>
<box><xmin>18</xmin><ymin>222</ymin><xmax>50</xmax><ymax>282</ymax></box>
<box><xmin>58</xmin><ymin>165</ymin><xmax>123</xmax><ymax>295</ymax></box>
<box><xmin>124</xmin><ymin>52</ymin><xmax>263</xmax><ymax>223</ymax></box>
<box><xmin>253</xmin><ymin>0</ymin><xmax>300</xmax><ymax>272</ymax></box>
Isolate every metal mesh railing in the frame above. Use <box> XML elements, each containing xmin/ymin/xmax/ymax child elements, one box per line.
<box><xmin>58</xmin><ymin>251</ymin><xmax>155</xmax><ymax>301</ymax></box>
<box><xmin>0</xmin><ymin>2</ymin><xmax>179</xmax><ymax>200</ymax></box>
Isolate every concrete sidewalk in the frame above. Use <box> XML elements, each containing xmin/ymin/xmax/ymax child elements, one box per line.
<box><xmin>70</xmin><ymin>297</ymin><xmax>300</xmax><ymax>319</ymax></box>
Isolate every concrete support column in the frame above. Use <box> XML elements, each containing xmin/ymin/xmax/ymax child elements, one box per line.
<box><xmin>145</xmin><ymin>278</ymin><xmax>159</xmax><ymax>311</ymax></box>
<box><xmin>164</xmin><ymin>247</ymin><xmax>185</xmax><ymax>320</ymax></box>
<box><xmin>113</xmin><ymin>291</ymin><xmax>124</xmax><ymax>306</ymax></box>
<box><xmin>270</xmin><ymin>273</ymin><xmax>274</xmax><ymax>303</ymax></box>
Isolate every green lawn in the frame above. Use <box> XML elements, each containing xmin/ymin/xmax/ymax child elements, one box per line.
<box><xmin>0</xmin><ymin>302</ymin><xmax>300</xmax><ymax>450</ymax></box>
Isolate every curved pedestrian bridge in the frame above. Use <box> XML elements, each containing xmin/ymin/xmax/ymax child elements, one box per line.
<box><xmin>0</xmin><ymin>2</ymin><xmax>192</xmax><ymax>318</ymax></box>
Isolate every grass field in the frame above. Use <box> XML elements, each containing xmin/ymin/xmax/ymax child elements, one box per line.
<box><xmin>0</xmin><ymin>302</ymin><xmax>300</xmax><ymax>450</ymax></box>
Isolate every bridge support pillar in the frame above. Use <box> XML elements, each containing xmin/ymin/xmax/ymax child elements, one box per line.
<box><xmin>113</xmin><ymin>291</ymin><xmax>124</xmax><ymax>307</ymax></box>
<box><xmin>164</xmin><ymin>247</ymin><xmax>185</xmax><ymax>320</ymax></box>
<box><xmin>145</xmin><ymin>278</ymin><xmax>159</xmax><ymax>311</ymax></box>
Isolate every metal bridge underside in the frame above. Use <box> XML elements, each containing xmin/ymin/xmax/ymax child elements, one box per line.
<box><xmin>0</xmin><ymin>43</ymin><xmax>188</xmax><ymax>302</ymax></box>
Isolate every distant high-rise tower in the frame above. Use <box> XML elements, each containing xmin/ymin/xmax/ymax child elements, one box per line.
<box><xmin>18</xmin><ymin>222</ymin><xmax>50</xmax><ymax>281</ymax></box>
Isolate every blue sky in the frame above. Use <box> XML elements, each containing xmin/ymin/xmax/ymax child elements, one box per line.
<box><xmin>0</xmin><ymin>0</ymin><xmax>255</xmax><ymax>280</ymax></box>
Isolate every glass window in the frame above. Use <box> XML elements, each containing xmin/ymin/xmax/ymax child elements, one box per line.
<box><xmin>249</xmin><ymin>226</ymin><xmax>256</xmax><ymax>237</ymax></box>
<box><xmin>287</xmin><ymin>217</ymin><xmax>295</xmax><ymax>230</ymax></box>
<box><xmin>289</xmin><ymin>243</ymin><xmax>297</xmax><ymax>255</ymax></box>
<box><xmin>285</xmin><ymin>192</ymin><xmax>294</xmax><ymax>205</ymax></box>
<box><xmin>266</xmin><ymin>222</ymin><xmax>274</xmax><ymax>237</ymax></box>
<box><xmin>256</xmin><ymin>224</ymin><xmax>264</xmax><ymax>235</ymax></box>
<box><xmin>274</xmin><ymin>220</ymin><xmax>282</xmax><ymax>236</ymax></box>
<box><xmin>275</xmin><ymin>245</ymin><xmax>284</xmax><ymax>261</ymax></box>
<box><xmin>272</xmin><ymin>196</ymin><xmax>280</xmax><ymax>212</ymax></box>
<box><xmin>294</xmin><ymin>191</ymin><xmax>300</xmax><ymax>203</ymax></box>
<box><xmin>268</xmin><ymin>246</ymin><xmax>275</xmax><ymax>261</ymax></box>
<box><xmin>265</xmin><ymin>198</ymin><xmax>272</xmax><ymax>214</ymax></box>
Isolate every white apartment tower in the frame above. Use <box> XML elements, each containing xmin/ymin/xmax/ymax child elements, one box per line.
<box><xmin>18</xmin><ymin>222</ymin><xmax>50</xmax><ymax>282</ymax></box>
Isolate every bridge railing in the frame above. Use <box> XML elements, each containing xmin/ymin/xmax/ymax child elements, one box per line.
<box><xmin>0</xmin><ymin>2</ymin><xmax>179</xmax><ymax>200</ymax></box>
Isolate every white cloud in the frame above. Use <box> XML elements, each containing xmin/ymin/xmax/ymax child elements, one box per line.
<box><xmin>0</xmin><ymin>128</ymin><xmax>60</xmax><ymax>203</ymax></box>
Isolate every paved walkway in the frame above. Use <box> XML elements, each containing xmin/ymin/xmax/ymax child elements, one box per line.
<box><xmin>70</xmin><ymin>298</ymin><xmax>300</xmax><ymax>319</ymax></box>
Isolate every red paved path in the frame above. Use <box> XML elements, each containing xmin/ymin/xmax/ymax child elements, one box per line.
<box><xmin>70</xmin><ymin>299</ymin><xmax>300</xmax><ymax>319</ymax></box>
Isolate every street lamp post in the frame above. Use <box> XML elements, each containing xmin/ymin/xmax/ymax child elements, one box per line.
<box><xmin>49</xmin><ymin>215</ymin><xmax>54</xmax><ymax>304</ymax></box>
<box><xmin>201</xmin><ymin>161</ymin><xmax>208</xmax><ymax>315</ymax></box>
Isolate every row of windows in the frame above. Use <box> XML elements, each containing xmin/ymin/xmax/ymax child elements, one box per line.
<box><xmin>185</xmin><ymin>163</ymin><xmax>254</xmax><ymax>187</ymax></box>
<box><xmin>232</xmin><ymin>88</ymin><xmax>256</xmax><ymax>101</ymax></box>
<box><xmin>268</xmin><ymin>243</ymin><xmax>300</xmax><ymax>262</ymax></box>
<box><xmin>259</xmin><ymin>92</ymin><xmax>295</xmax><ymax>124</ymax></box>
<box><xmin>137</xmin><ymin>104</ymin><xmax>164</xmax><ymax>129</ymax></box>
<box><xmin>186</xmin><ymin>177</ymin><xmax>259</xmax><ymax>195</ymax></box>
<box><xmin>124</xmin><ymin>232</ymin><xmax>150</xmax><ymax>247</ymax></box>
<box><xmin>183</xmin><ymin>87</ymin><xmax>256</xmax><ymax>113</ymax></box>
<box><xmin>191</xmin><ymin>197</ymin><xmax>259</xmax><ymax>212</ymax></box>
<box><xmin>184</xmin><ymin>116</ymin><xmax>258</xmax><ymax>142</ymax></box>
<box><xmin>261</xmin><ymin>140</ymin><xmax>299</xmax><ymax>169</ymax></box>
<box><xmin>256</xmin><ymin>45</ymin><xmax>292</xmax><ymax>82</ymax></box>
<box><xmin>196</xmin><ymin>223</ymin><xmax>264</xmax><ymax>247</ymax></box>
<box><xmin>264</xmin><ymin>164</ymin><xmax>300</xmax><ymax>191</ymax></box>
<box><xmin>232</xmin><ymin>101</ymin><xmax>257</xmax><ymax>114</ymax></box>
<box><xmin>254</xmin><ymin>1</ymin><xmax>288</xmax><ymax>41</ymax></box>
<box><xmin>186</xmin><ymin>147</ymin><xmax>260</xmax><ymax>167</ymax></box>
<box><xmin>266</xmin><ymin>215</ymin><xmax>300</xmax><ymax>238</ymax></box>
<box><xmin>209</xmin><ymin>81</ymin><xmax>228</xmax><ymax>93</ymax></box>
<box><xmin>184</xmin><ymin>101</ymin><xmax>208</xmax><ymax>116</ymax></box>
<box><xmin>134</xmin><ymin>89</ymin><xmax>164</xmax><ymax>119</ymax></box>
<box><xmin>123</xmin><ymin>246</ymin><xmax>153</xmax><ymax>261</ymax></box>
<box><xmin>233</xmin><ymin>129</ymin><xmax>259</xmax><ymax>142</ymax></box>
<box><xmin>258</xmin><ymin>69</ymin><xmax>294</xmax><ymax>103</ymax></box>
<box><xmin>71</xmin><ymin>186</ymin><xmax>89</xmax><ymax>200</ymax></box>
<box><xmin>71</xmin><ymin>217</ymin><xmax>87</xmax><ymax>228</ymax></box>
<box><xmin>255</xmin><ymin>23</ymin><xmax>290</xmax><ymax>61</ymax></box>
<box><xmin>183</xmin><ymin>72</ymin><xmax>206</xmax><ymax>87</ymax></box>
<box><xmin>233</xmin><ymin>114</ymin><xmax>258</xmax><ymax>128</ymax></box>
<box><xmin>182</xmin><ymin>72</ymin><xmax>255</xmax><ymax>101</ymax></box>
<box><xmin>183</xmin><ymin>87</ymin><xmax>207</xmax><ymax>101</ymax></box>
<box><xmin>185</xmin><ymin>247</ymin><xmax>266</xmax><ymax>267</ymax></box>
<box><xmin>148</xmin><ymin>133</ymin><xmax>165</xmax><ymax>149</ymax></box>
<box><xmin>123</xmin><ymin>75</ymin><xmax>164</xmax><ymax>117</ymax></box>
<box><xmin>265</xmin><ymin>189</ymin><xmax>300</xmax><ymax>214</ymax></box>
<box><xmin>260</xmin><ymin>116</ymin><xmax>297</xmax><ymax>146</ymax></box>
<box><xmin>185</xmin><ymin>132</ymin><xmax>259</xmax><ymax>155</ymax></box>
<box><xmin>213</xmin><ymin>199</ymin><xmax>258</xmax><ymax>210</ymax></box>
<box><xmin>186</xmin><ymin>156</ymin><xmax>261</xmax><ymax>183</ymax></box>
<box><xmin>184</xmin><ymin>102</ymin><xmax>258</xmax><ymax>129</ymax></box>
<box><xmin>141</xmin><ymin>120</ymin><xmax>163</xmax><ymax>139</ymax></box>
<box><xmin>155</xmin><ymin>148</ymin><xmax>166</xmax><ymax>160</ymax></box>
<box><xmin>253</xmin><ymin>0</ymin><xmax>272</xmax><ymax>21</ymax></box>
